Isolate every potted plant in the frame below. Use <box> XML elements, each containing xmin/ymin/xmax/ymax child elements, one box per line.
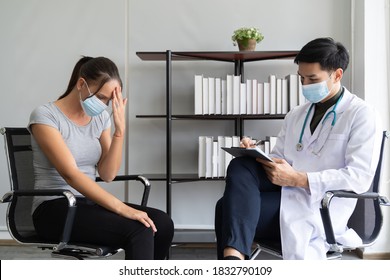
<box><xmin>231</xmin><ymin>27</ymin><xmax>264</xmax><ymax>51</ymax></box>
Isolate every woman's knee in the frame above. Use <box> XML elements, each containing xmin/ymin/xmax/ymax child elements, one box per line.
<box><xmin>149</xmin><ymin>208</ymin><xmax>174</xmax><ymax>237</ymax></box>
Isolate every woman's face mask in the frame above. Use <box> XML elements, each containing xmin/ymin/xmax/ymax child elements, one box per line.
<box><xmin>79</xmin><ymin>80</ymin><xmax>108</xmax><ymax>116</ymax></box>
<box><xmin>301</xmin><ymin>73</ymin><xmax>334</xmax><ymax>103</ymax></box>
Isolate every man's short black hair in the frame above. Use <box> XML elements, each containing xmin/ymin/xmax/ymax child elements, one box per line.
<box><xmin>294</xmin><ymin>37</ymin><xmax>349</xmax><ymax>72</ymax></box>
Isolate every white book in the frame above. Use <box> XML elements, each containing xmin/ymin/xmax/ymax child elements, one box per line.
<box><xmin>298</xmin><ymin>78</ymin><xmax>306</xmax><ymax>105</ymax></box>
<box><xmin>264</xmin><ymin>140</ymin><xmax>270</xmax><ymax>155</ymax></box>
<box><xmin>269</xmin><ymin>75</ymin><xmax>276</xmax><ymax>114</ymax></box>
<box><xmin>232</xmin><ymin>135</ymin><xmax>240</xmax><ymax>147</ymax></box>
<box><xmin>258</xmin><ymin>141</ymin><xmax>265</xmax><ymax>152</ymax></box>
<box><xmin>263</xmin><ymin>82</ymin><xmax>270</xmax><ymax>114</ymax></box>
<box><xmin>240</xmin><ymin>83</ymin><xmax>247</xmax><ymax>114</ymax></box>
<box><xmin>198</xmin><ymin>136</ymin><xmax>206</xmax><ymax>178</ymax></box>
<box><xmin>215</xmin><ymin>78</ymin><xmax>222</xmax><ymax>114</ymax></box>
<box><xmin>257</xmin><ymin>83</ymin><xmax>264</xmax><ymax>114</ymax></box>
<box><xmin>212</xmin><ymin>141</ymin><xmax>218</xmax><ymax>178</ymax></box>
<box><xmin>276</xmin><ymin>78</ymin><xmax>282</xmax><ymax>114</ymax></box>
<box><xmin>202</xmin><ymin>77</ymin><xmax>209</xmax><ymax>115</ymax></box>
<box><xmin>246</xmin><ymin>79</ymin><xmax>252</xmax><ymax>114</ymax></box>
<box><xmin>286</xmin><ymin>74</ymin><xmax>298</xmax><ymax>111</ymax></box>
<box><xmin>208</xmin><ymin>77</ymin><xmax>215</xmax><ymax>115</ymax></box>
<box><xmin>226</xmin><ymin>75</ymin><xmax>233</xmax><ymax>114</ymax></box>
<box><xmin>281</xmin><ymin>78</ymin><xmax>288</xmax><ymax>114</ymax></box>
<box><xmin>217</xmin><ymin>136</ymin><xmax>225</xmax><ymax>177</ymax></box>
<box><xmin>252</xmin><ymin>79</ymin><xmax>258</xmax><ymax>114</ymax></box>
<box><xmin>205</xmin><ymin>136</ymin><xmax>213</xmax><ymax>178</ymax></box>
<box><xmin>224</xmin><ymin>136</ymin><xmax>233</xmax><ymax>176</ymax></box>
<box><xmin>266</xmin><ymin>136</ymin><xmax>278</xmax><ymax>153</ymax></box>
<box><xmin>194</xmin><ymin>75</ymin><xmax>203</xmax><ymax>115</ymax></box>
<box><xmin>233</xmin><ymin>75</ymin><xmax>241</xmax><ymax>115</ymax></box>
<box><xmin>221</xmin><ymin>79</ymin><xmax>227</xmax><ymax>114</ymax></box>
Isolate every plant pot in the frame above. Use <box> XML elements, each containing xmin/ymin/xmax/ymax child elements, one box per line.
<box><xmin>237</xmin><ymin>39</ymin><xmax>257</xmax><ymax>51</ymax></box>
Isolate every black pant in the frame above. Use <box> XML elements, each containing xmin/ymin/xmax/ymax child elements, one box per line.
<box><xmin>215</xmin><ymin>157</ymin><xmax>281</xmax><ymax>259</ymax></box>
<box><xmin>33</xmin><ymin>197</ymin><xmax>174</xmax><ymax>260</ymax></box>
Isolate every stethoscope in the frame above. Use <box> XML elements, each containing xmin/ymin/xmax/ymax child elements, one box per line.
<box><xmin>296</xmin><ymin>92</ymin><xmax>344</xmax><ymax>152</ymax></box>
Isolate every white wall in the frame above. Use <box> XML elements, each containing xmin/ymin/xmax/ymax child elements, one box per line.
<box><xmin>5</xmin><ymin>0</ymin><xmax>387</xmax><ymax>255</ymax></box>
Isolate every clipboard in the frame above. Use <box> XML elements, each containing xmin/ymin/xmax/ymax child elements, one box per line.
<box><xmin>221</xmin><ymin>146</ymin><xmax>274</xmax><ymax>162</ymax></box>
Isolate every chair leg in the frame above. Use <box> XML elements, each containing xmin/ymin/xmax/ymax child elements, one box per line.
<box><xmin>250</xmin><ymin>243</ymin><xmax>261</xmax><ymax>260</ymax></box>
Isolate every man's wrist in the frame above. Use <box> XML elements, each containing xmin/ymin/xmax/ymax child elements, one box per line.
<box><xmin>295</xmin><ymin>172</ymin><xmax>309</xmax><ymax>188</ymax></box>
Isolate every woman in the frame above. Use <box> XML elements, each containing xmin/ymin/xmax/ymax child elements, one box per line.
<box><xmin>29</xmin><ymin>56</ymin><xmax>174</xmax><ymax>260</ymax></box>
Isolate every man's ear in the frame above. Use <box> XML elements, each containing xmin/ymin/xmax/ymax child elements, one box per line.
<box><xmin>334</xmin><ymin>68</ymin><xmax>343</xmax><ymax>83</ymax></box>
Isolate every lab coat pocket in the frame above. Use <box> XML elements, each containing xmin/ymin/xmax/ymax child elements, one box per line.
<box><xmin>318</xmin><ymin>133</ymin><xmax>348</xmax><ymax>165</ymax></box>
<box><xmin>327</xmin><ymin>133</ymin><xmax>348</xmax><ymax>140</ymax></box>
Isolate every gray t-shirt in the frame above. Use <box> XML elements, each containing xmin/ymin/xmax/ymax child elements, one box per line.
<box><xmin>28</xmin><ymin>102</ymin><xmax>111</xmax><ymax>212</ymax></box>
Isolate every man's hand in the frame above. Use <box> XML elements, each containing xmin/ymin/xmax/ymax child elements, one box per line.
<box><xmin>240</xmin><ymin>136</ymin><xmax>255</xmax><ymax>148</ymax></box>
<box><xmin>256</xmin><ymin>158</ymin><xmax>308</xmax><ymax>188</ymax></box>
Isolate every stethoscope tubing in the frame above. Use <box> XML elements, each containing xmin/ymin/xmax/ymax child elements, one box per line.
<box><xmin>296</xmin><ymin>92</ymin><xmax>344</xmax><ymax>152</ymax></box>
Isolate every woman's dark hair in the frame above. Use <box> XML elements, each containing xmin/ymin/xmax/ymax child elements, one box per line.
<box><xmin>58</xmin><ymin>56</ymin><xmax>122</xmax><ymax>99</ymax></box>
<box><xmin>294</xmin><ymin>37</ymin><xmax>349</xmax><ymax>72</ymax></box>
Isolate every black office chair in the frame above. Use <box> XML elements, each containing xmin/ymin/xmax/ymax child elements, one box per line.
<box><xmin>0</xmin><ymin>127</ymin><xmax>151</xmax><ymax>259</ymax></box>
<box><xmin>250</xmin><ymin>130</ymin><xmax>390</xmax><ymax>260</ymax></box>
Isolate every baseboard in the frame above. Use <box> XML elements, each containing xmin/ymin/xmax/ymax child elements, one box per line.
<box><xmin>0</xmin><ymin>239</ymin><xmax>18</xmax><ymax>246</ymax></box>
<box><xmin>356</xmin><ymin>248</ymin><xmax>390</xmax><ymax>260</ymax></box>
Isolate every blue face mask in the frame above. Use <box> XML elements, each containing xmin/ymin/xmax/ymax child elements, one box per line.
<box><xmin>301</xmin><ymin>80</ymin><xmax>331</xmax><ymax>103</ymax></box>
<box><xmin>80</xmin><ymin>95</ymin><xmax>107</xmax><ymax>116</ymax></box>
<box><xmin>79</xmin><ymin>81</ymin><xmax>108</xmax><ymax>116</ymax></box>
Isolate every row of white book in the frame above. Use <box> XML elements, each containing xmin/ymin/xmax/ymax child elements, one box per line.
<box><xmin>194</xmin><ymin>74</ymin><xmax>306</xmax><ymax>115</ymax></box>
<box><xmin>198</xmin><ymin>135</ymin><xmax>277</xmax><ymax>178</ymax></box>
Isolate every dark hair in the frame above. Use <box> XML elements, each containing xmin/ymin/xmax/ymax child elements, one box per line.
<box><xmin>58</xmin><ymin>56</ymin><xmax>122</xmax><ymax>99</ymax></box>
<box><xmin>294</xmin><ymin>37</ymin><xmax>349</xmax><ymax>72</ymax></box>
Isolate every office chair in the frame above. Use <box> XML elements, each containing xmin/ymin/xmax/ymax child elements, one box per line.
<box><xmin>0</xmin><ymin>127</ymin><xmax>151</xmax><ymax>259</ymax></box>
<box><xmin>250</xmin><ymin>130</ymin><xmax>389</xmax><ymax>260</ymax></box>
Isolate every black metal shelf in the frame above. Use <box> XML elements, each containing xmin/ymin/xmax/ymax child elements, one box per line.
<box><xmin>136</xmin><ymin>50</ymin><xmax>299</xmax><ymax>63</ymax></box>
<box><xmin>136</xmin><ymin>114</ymin><xmax>286</xmax><ymax>120</ymax></box>
<box><xmin>137</xmin><ymin>50</ymin><xmax>298</xmax><ymax>219</ymax></box>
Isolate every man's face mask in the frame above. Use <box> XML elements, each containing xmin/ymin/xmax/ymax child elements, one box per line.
<box><xmin>79</xmin><ymin>80</ymin><xmax>108</xmax><ymax>116</ymax></box>
<box><xmin>301</xmin><ymin>73</ymin><xmax>334</xmax><ymax>103</ymax></box>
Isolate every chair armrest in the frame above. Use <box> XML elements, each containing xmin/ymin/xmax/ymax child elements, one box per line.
<box><xmin>96</xmin><ymin>175</ymin><xmax>151</xmax><ymax>206</ymax></box>
<box><xmin>12</xmin><ymin>189</ymin><xmax>77</xmax><ymax>206</ymax></box>
<box><xmin>1</xmin><ymin>192</ymin><xmax>13</xmax><ymax>203</ymax></box>
<box><xmin>324</xmin><ymin>190</ymin><xmax>380</xmax><ymax>200</ymax></box>
<box><xmin>320</xmin><ymin>190</ymin><xmax>390</xmax><ymax>252</ymax></box>
<box><xmin>8</xmin><ymin>188</ymin><xmax>77</xmax><ymax>251</ymax></box>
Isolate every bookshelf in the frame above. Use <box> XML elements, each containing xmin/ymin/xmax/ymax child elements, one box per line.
<box><xmin>136</xmin><ymin>51</ymin><xmax>298</xmax><ymax>242</ymax></box>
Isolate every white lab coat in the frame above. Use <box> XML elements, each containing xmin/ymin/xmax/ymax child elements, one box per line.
<box><xmin>269</xmin><ymin>88</ymin><xmax>382</xmax><ymax>259</ymax></box>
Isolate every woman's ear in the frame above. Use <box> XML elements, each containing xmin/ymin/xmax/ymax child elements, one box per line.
<box><xmin>76</xmin><ymin>78</ymin><xmax>85</xmax><ymax>91</ymax></box>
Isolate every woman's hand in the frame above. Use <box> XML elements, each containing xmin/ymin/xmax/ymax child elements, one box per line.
<box><xmin>123</xmin><ymin>206</ymin><xmax>157</xmax><ymax>233</ymax></box>
<box><xmin>111</xmin><ymin>87</ymin><xmax>127</xmax><ymax>138</ymax></box>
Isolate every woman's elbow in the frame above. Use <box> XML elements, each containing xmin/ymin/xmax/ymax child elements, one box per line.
<box><xmin>97</xmin><ymin>171</ymin><xmax>116</xmax><ymax>183</ymax></box>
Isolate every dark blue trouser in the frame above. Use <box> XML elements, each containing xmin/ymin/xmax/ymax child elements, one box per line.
<box><xmin>215</xmin><ymin>156</ymin><xmax>281</xmax><ymax>259</ymax></box>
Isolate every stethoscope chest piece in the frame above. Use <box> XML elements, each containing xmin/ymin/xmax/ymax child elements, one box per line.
<box><xmin>296</xmin><ymin>143</ymin><xmax>303</xmax><ymax>151</ymax></box>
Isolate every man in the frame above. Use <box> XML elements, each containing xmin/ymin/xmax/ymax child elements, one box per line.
<box><xmin>215</xmin><ymin>37</ymin><xmax>382</xmax><ymax>259</ymax></box>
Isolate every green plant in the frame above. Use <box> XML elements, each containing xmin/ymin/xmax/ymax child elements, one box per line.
<box><xmin>231</xmin><ymin>27</ymin><xmax>264</xmax><ymax>46</ymax></box>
